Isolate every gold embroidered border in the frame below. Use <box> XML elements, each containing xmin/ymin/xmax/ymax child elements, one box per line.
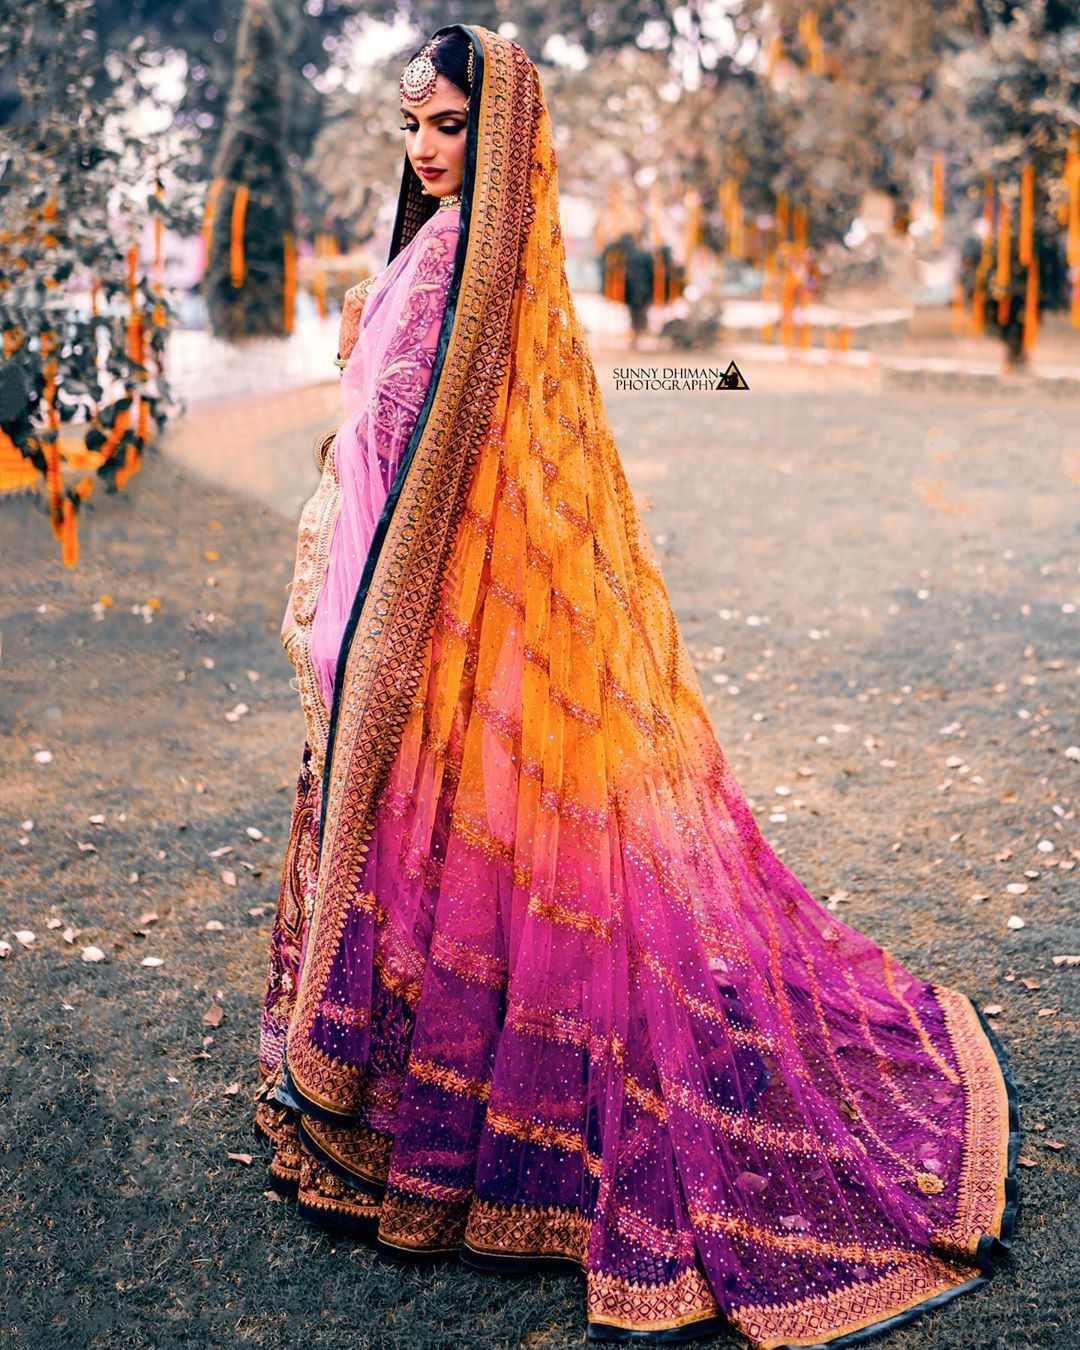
<box><xmin>265</xmin><ymin>1129</ymin><xmax>724</xmax><ymax>1339</ymax></box>
<box><xmin>729</xmin><ymin>1251</ymin><xmax>975</xmax><ymax>1349</ymax></box>
<box><xmin>464</xmin><ymin>1200</ymin><xmax>721</xmax><ymax>1335</ymax></box>
<box><xmin>931</xmin><ymin>985</ymin><xmax>1012</xmax><ymax>1252</ymax></box>
<box><xmin>282</xmin><ymin>624</ymin><xmax>331</xmax><ymax>782</ymax></box>
<box><xmin>464</xmin><ymin>1197</ymin><xmax>592</xmax><ymax>1261</ymax></box>
<box><xmin>297</xmin><ymin>1148</ymin><xmax>382</xmax><ymax>1226</ymax></box>
<box><xmin>587</xmin><ymin>1265</ymin><xmax>719</xmax><ymax>1334</ymax></box>
<box><xmin>378</xmin><ymin>1187</ymin><xmax>470</xmax><ymax>1251</ymax></box>
<box><xmin>300</xmin><ymin>1115</ymin><xmax>393</xmax><ymax>1188</ymax></box>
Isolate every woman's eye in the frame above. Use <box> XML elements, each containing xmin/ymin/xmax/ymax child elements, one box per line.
<box><xmin>398</xmin><ymin>123</ymin><xmax>417</xmax><ymax>132</ymax></box>
<box><xmin>438</xmin><ymin>123</ymin><xmax>464</xmax><ymax>135</ymax></box>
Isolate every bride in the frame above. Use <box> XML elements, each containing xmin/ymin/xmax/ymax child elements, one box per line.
<box><xmin>256</xmin><ymin>24</ymin><xmax>1018</xmax><ymax>1347</ymax></box>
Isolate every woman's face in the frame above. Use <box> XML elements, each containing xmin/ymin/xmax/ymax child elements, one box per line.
<box><xmin>399</xmin><ymin>71</ymin><xmax>468</xmax><ymax>198</ymax></box>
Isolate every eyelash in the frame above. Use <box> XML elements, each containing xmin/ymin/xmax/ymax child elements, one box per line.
<box><xmin>398</xmin><ymin>123</ymin><xmax>464</xmax><ymax>135</ymax></box>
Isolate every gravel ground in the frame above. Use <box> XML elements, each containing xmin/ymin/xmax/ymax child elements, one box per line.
<box><xmin>1</xmin><ymin>376</ymin><xmax>1077</xmax><ymax>1349</ymax></box>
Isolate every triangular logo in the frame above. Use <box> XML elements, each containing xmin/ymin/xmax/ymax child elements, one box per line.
<box><xmin>716</xmin><ymin>360</ymin><xmax>749</xmax><ymax>390</ymax></box>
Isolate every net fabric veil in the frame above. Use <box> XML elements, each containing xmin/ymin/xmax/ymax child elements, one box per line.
<box><xmin>257</xmin><ymin>24</ymin><xmax>1018</xmax><ymax>1347</ymax></box>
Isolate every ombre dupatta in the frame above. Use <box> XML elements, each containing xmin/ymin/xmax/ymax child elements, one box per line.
<box><xmin>257</xmin><ymin>25</ymin><xmax>1018</xmax><ymax>1348</ymax></box>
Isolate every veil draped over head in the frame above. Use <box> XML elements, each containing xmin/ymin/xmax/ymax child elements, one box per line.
<box><xmin>257</xmin><ymin>24</ymin><xmax>1017</xmax><ymax>1346</ymax></box>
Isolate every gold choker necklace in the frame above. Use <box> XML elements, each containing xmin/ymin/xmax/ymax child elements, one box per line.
<box><xmin>436</xmin><ymin>191</ymin><xmax>461</xmax><ymax>210</ymax></box>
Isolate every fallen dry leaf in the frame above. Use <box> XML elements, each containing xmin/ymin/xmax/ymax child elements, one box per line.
<box><xmin>1016</xmin><ymin>1156</ymin><xmax>1039</xmax><ymax>1168</ymax></box>
<box><xmin>203</xmin><ymin>1003</ymin><xmax>225</xmax><ymax>1027</ymax></box>
<box><xmin>80</xmin><ymin>945</ymin><xmax>106</xmax><ymax>962</ymax></box>
<box><xmin>227</xmin><ymin>1152</ymin><xmax>253</xmax><ymax>1165</ymax></box>
<box><xmin>221</xmin><ymin>870</ymin><xmax>237</xmax><ymax>887</ymax></box>
<box><xmin>1052</xmin><ymin>954</ymin><xmax>1080</xmax><ymax>966</ymax></box>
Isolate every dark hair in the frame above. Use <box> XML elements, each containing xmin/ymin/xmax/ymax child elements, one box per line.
<box><xmin>404</xmin><ymin>28</ymin><xmax>473</xmax><ymax>101</ymax></box>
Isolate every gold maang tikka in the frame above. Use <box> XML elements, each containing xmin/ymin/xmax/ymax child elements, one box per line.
<box><xmin>400</xmin><ymin>36</ymin><xmax>475</xmax><ymax>112</ymax></box>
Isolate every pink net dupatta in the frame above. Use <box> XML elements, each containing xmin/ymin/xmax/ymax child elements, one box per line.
<box><xmin>279</xmin><ymin>204</ymin><xmax>460</xmax><ymax>733</ymax></box>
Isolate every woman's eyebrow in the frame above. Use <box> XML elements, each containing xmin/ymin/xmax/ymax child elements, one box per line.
<box><xmin>399</xmin><ymin>106</ymin><xmax>467</xmax><ymax>120</ymax></box>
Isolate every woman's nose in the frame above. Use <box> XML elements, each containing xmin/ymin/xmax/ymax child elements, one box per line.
<box><xmin>413</xmin><ymin>128</ymin><xmax>436</xmax><ymax>160</ymax></box>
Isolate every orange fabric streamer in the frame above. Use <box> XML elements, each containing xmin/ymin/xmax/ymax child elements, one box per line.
<box><xmin>283</xmin><ymin>230</ymin><xmax>297</xmax><ymax>334</ymax></box>
<box><xmin>996</xmin><ymin>191</ymin><xmax>1011</xmax><ymax>327</ymax></box>
<box><xmin>60</xmin><ymin>497</ymin><xmax>78</xmax><ymax>567</ymax></box>
<box><xmin>1018</xmin><ymin>163</ymin><xmax>1034</xmax><ymax>267</ymax></box>
<box><xmin>230</xmin><ymin>184</ymin><xmax>250</xmax><ymax>288</ymax></box>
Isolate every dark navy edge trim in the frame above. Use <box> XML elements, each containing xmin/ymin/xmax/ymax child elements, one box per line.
<box><xmin>585</xmin><ymin>1315</ymin><xmax>730</xmax><ymax>1345</ymax></box>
